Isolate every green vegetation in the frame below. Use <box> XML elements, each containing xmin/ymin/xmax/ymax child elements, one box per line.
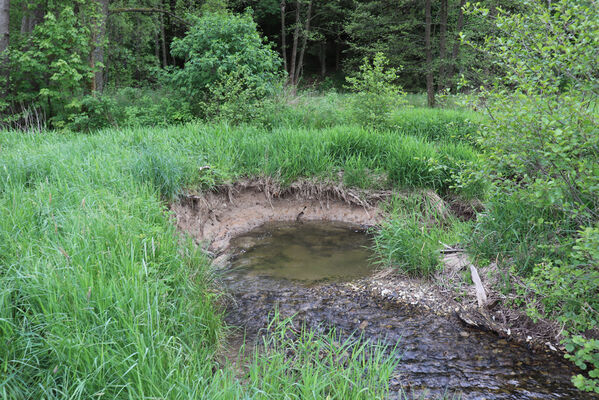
<box><xmin>345</xmin><ymin>53</ymin><xmax>406</xmax><ymax>128</ymax></box>
<box><xmin>170</xmin><ymin>11</ymin><xmax>283</xmax><ymax>120</ymax></box>
<box><xmin>462</xmin><ymin>0</ymin><xmax>599</xmax><ymax>391</ymax></box>
<box><xmin>1</xmin><ymin>0</ymin><xmax>598</xmax><ymax>396</ymax></box>
<box><xmin>0</xmin><ymin>111</ymin><xmax>477</xmax><ymax>397</ymax></box>
<box><xmin>374</xmin><ymin>192</ymin><xmax>471</xmax><ymax>277</ymax></box>
<box><xmin>247</xmin><ymin>314</ymin><xmax>397</xmax><ymax>399</ymax></box>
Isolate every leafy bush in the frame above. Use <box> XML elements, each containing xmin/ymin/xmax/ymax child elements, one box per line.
<box><xmin>170</xmin><ymin>11</ymin><xmax>283</xmax><ymax>117</ymax></box>
<box><xmin>202</xmin><ymin>70</ymin><xmax>279</xmax><ymax>125</ymax></box>
<box><xmin>525</xmin><ymin>225</ymin><xmax>599</xmax><ymax>331</ymax></box>
<box><xmin>2</xmin><ymin>7</ymin><xmax>92</xmax><ymax>129</ymax></box>
<box><xmin>565</xmin><ymin>335</ymin><xmax>599</xmax><ymax>394</ymax></box>
<box><xmin>464</xmin><ymin>0</ymin><xmax>599</xmax><ymax>390</ymax></box>
<box><xmin>345</xmin><ymin>53</ymin><xmax>406</xmax><ymax>128</ymax></box>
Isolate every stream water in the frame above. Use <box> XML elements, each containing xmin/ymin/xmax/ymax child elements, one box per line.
<box><xmin>221</xmin><ymin>221</ymin><xmax>596</xmax><ymax>399</ymax></box>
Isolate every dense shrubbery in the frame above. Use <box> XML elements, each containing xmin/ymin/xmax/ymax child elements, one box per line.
<box><xmin>170</xmin><ymin>11</ymin><xmax>283</xmax><ymax>120</ymax></box>
<box><xmin>465</xmin><ymin>0</ymin><xmax>599</xmax><ymax>391</ymax></box>
<box><xmin>1</xmin><ymin>7</ymin><xmax>92</xmax><ymax>129</ymax></box>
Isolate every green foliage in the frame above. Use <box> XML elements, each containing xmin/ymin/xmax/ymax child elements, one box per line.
<box><xmin>345</xmin><ymin>53</ymin><xmax>406</xmax><ymax>128</ymax></box>
<box><xmin>468</xmin><ymin>188</ymin><xmax>575</xmax><ymax>275</ymax></box>
<box><xmin>202</xmin><ymin>0</ymin><xmax>229</xmax><ymax>13</ymax></box>
<box><xmin>247</xmin><ymin>314</ymin><xmax>397</xmax><ymax>399</ymax></box>
<box><xmin>464</xmin><ymin>0</ymin><xmax>599</xmax><ymax>390</ymax></box>
<box><xmin>170</xmin><ymin>11</ymin><xmax>283</xmax><ymax>116</ymax></box>
<box><xmin>525</xmin><ymin>226</ymin><xmax>599</xmax><ymax>332</ymax></box>
<box><xmin>565</xmin><ymin>336</ymin><xmax>599</xmax><ymax>394</ymax></box>
<box><xmin>374</xmin><ymin>192</ymin><xmax>468</xmax><ymax>277</ymax></box>
<box><xmin>0</xmin><ymin>120</ymin><xmax>480</xmax><ymax>398</ymax></box>
<box><xmin>202</xmin><ymin>69</ymin><xmax>280</xmax><ymax>125</ymax></box>
<box><xmin>5</xmin><ymin>7</ymin><xmax>92</xmax><ymax>128</ymax></box>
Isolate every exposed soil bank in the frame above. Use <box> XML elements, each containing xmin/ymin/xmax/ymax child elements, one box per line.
<box><xmin>171</xmin><ymin>179</ymin><xmax>388</xmax><ymax>253</ymax></box>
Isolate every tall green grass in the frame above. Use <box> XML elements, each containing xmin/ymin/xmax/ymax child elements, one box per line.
<box><xmin>245</xmin><ymin>314</ymin><xmax>398</xmax><ymax>400</ymax></box>
<box><xmin>374</xmin><ymin>192</ymin><xmax>471</xmax><ymax>277</ymax></box>
<box><xmin>0</xmin><ymin>117</ymin><xmax>478</xmax><ymax>398</ymax></box>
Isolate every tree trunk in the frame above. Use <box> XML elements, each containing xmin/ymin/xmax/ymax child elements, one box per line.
<box><xmin>91</xmin><ymin>0</ymin><xmax>109</xmax><ymax>93</ymax></box>
<box><xmin>447</xmin><ymin>0</ymin><xmax>466</xmax><ymax>90</ymax></box>
<box><xmin>288</xmin><ymin>1</ymin><xmax>301</xmax><ymax>89</ymax></box>
<box><xmin>335</xmin><ymin>41</ymin><xmax>340</xmax><ymax>71</ymax></box>
<box><xmin>437</xmin><ymin>0</ymin><xmax>448</xmax><ymax>91</ymax></box>
<box><xmin>0</xmin><ymin>0</ymin><xmax>8</xmax><ymax>54</ymax></box>
<box><xmin>319</xmin><ymin>41</ymin><xmax>326</xmax><ymax>78</ymax></box>
<box><xmin>160</xmin><ymin>6</ymin><xmax>168</xmax><ymax>67</ymax></box>
<box><xmin>482</xmin><ymin>4</ymin><xmax>497</xmax><ymax>87</ymax></box>
<box><xmin>425</xmin><ymin>0</ymin><xmax>435</xmax><ymax>107</ymax></box>
<box><xmin>155</xmin><ymin>26</ymin><xmax>160</xmax><ymax>66</ymax></box>
<box><xmin>20</xmin><ymin>2</ymin><xmax>43</xmax><ymax>34</ymax></box>
<box><xmin>294</xmin><ymin>0</ymin><xmax>312</xmax><ymax>83</ymax></box>
<box><xmin>20</xmin><ymin>4</ymin><xmax>29</xmax><ymax>34</ymax></box>
<box><xmin>0</xmin><ymin>0</ymin><xmax>10</xmax><ymax>96</ymax></box>
<box><xmin>280</xmin><ymin>0</ymin><xmax>287</xmax><ymax>73</ymax></box>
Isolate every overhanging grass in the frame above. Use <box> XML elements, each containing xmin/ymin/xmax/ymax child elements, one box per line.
<box><xmin>1</xmin><ymin>122</ymin><xmax>481</xmax><ymax>197</ymax></box>
<box><xmin>373</xmin><ymin>192</ymin><xmax>472</xmax><ymax>277</ymax></box>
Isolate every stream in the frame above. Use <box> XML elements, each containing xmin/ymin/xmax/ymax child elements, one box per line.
<box><xmin>220</xmin><ymin>221</ymin><xmax>596</xmax><ymax>399</ymax></box>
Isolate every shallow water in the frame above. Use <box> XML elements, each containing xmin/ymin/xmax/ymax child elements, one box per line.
<box><xmin>222</xmin><ymin>221</ymin><xmax>597</xmax><ymax>400</ymax></box>
<box><xmin>228</xmin><ymin>221</ymin><xmax>375</xmax><ymax>281</ymax></box>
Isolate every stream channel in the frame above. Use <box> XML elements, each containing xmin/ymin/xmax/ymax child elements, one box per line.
<box><xmin>220</xmin><ymin>221</ymin><xmax>596</xmax><ymax>399</ymax></box>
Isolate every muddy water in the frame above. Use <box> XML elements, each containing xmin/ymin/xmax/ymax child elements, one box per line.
<box><xmin>222</xmin><ymin>221</ymin><xmax>595</xmax><ymax>400</ymax></box>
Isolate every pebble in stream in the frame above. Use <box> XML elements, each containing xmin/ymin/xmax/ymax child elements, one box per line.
<box><xmin>221</xmin><ymin>221</ymin><xmax>597</xmax><ymax>400</ymax></box>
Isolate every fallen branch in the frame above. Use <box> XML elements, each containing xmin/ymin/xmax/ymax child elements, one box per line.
<box><xmin>469</xmin><ymin>264</ymin><xmax>488</xmax><ymax>308</ymax></box>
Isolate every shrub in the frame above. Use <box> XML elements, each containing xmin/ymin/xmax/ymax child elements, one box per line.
<box><xmin>170</xmin><ymin>11</ymin><xmax>283</xmax><ymax>116</ymax></box>
<box><xmin>2</xmin><ymin>8</ymin><xmax>92</xmax><ymax>129</ymax></box>
<box><xmin>345</xmin><ymin>53</ymin><xmax>406</xmax><ymax>128</ymax></box>
<box><xmin>464</xmin><ymin>1</ymin><xmax>599</xmax><ymax>390</ymax></box>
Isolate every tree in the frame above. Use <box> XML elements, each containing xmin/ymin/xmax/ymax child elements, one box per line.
<box><xmin>280</xmin><ymin>0</ymin><xmax>287</xmax><ymax>71</ymax></box>
<box><xmin>424</xmin><ymin>0</ymin><xmax>434</xmax><ymax>106</ymax></box>
<box><xmin>437</xmin><ymin>0</ymin><xmax>448</xmax><ymax>90</ymax></box>
<box><xmin>0</xmin><ymin>0</ymin><xmax>9</xmax><ymax>95</ymax></box>
<box><xmin>465</xmin><ymin>0</ymin><xmax>599</xmax><ymax>391</ymax></box>
<box><xmin>446</xmin><ymin>0</ymin><xmax>465</xmax><ymax>90</ymax></box>
<box><xmin>288</xmin><ymin>0</ymin><xmax>300</xmax><ymax>87</ymax></box>
<box><xmin>170</xmin><ymin>11</ymin><xmax>282</xmax><ymax>111</ymax></box>
<box><xmin>294</xmin><ymin>0</ymin><xmax>311</xmax><ymax>83</ymax></box>
<box><xmin>91</xmin><ymin>0</ymin><xmax>109</xmax><ymax>93</ymax></box>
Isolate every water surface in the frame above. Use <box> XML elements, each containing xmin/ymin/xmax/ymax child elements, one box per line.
<box><xmin>222</xmin><ymin>222</ymin><xmax>596</xmax><ymax>399</ymax></box>
<box><xmin>228</xmin><ymin>221</ymin><xmax>376</xmax><ymax>282</ymax></box>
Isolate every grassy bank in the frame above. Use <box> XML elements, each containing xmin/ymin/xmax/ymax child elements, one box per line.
<box><xmin>0</xmin><ymin>112</ymin><xmax>478</xmax><ymax>398</ymax></box>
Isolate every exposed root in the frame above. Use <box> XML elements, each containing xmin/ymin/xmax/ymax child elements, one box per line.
<box><xmin>172</xmin><ymin>178</ymin><xmax>392</xmax><ymax>253</ymax></box>
<box><xmin>200</xmin><ymin>177</ymin><xmax>395</xmax><ymax>209</ymax></box>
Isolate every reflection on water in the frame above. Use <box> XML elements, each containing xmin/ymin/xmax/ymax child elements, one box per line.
<box><xmin>229</xmin><ymin>221</ymin><xmax>376</xmax><ymax>282</ymax></box>
<box><xmin>223</xmin><ymin>221</ymin><xmax>597</xmax><ymax>400</ymax></box>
